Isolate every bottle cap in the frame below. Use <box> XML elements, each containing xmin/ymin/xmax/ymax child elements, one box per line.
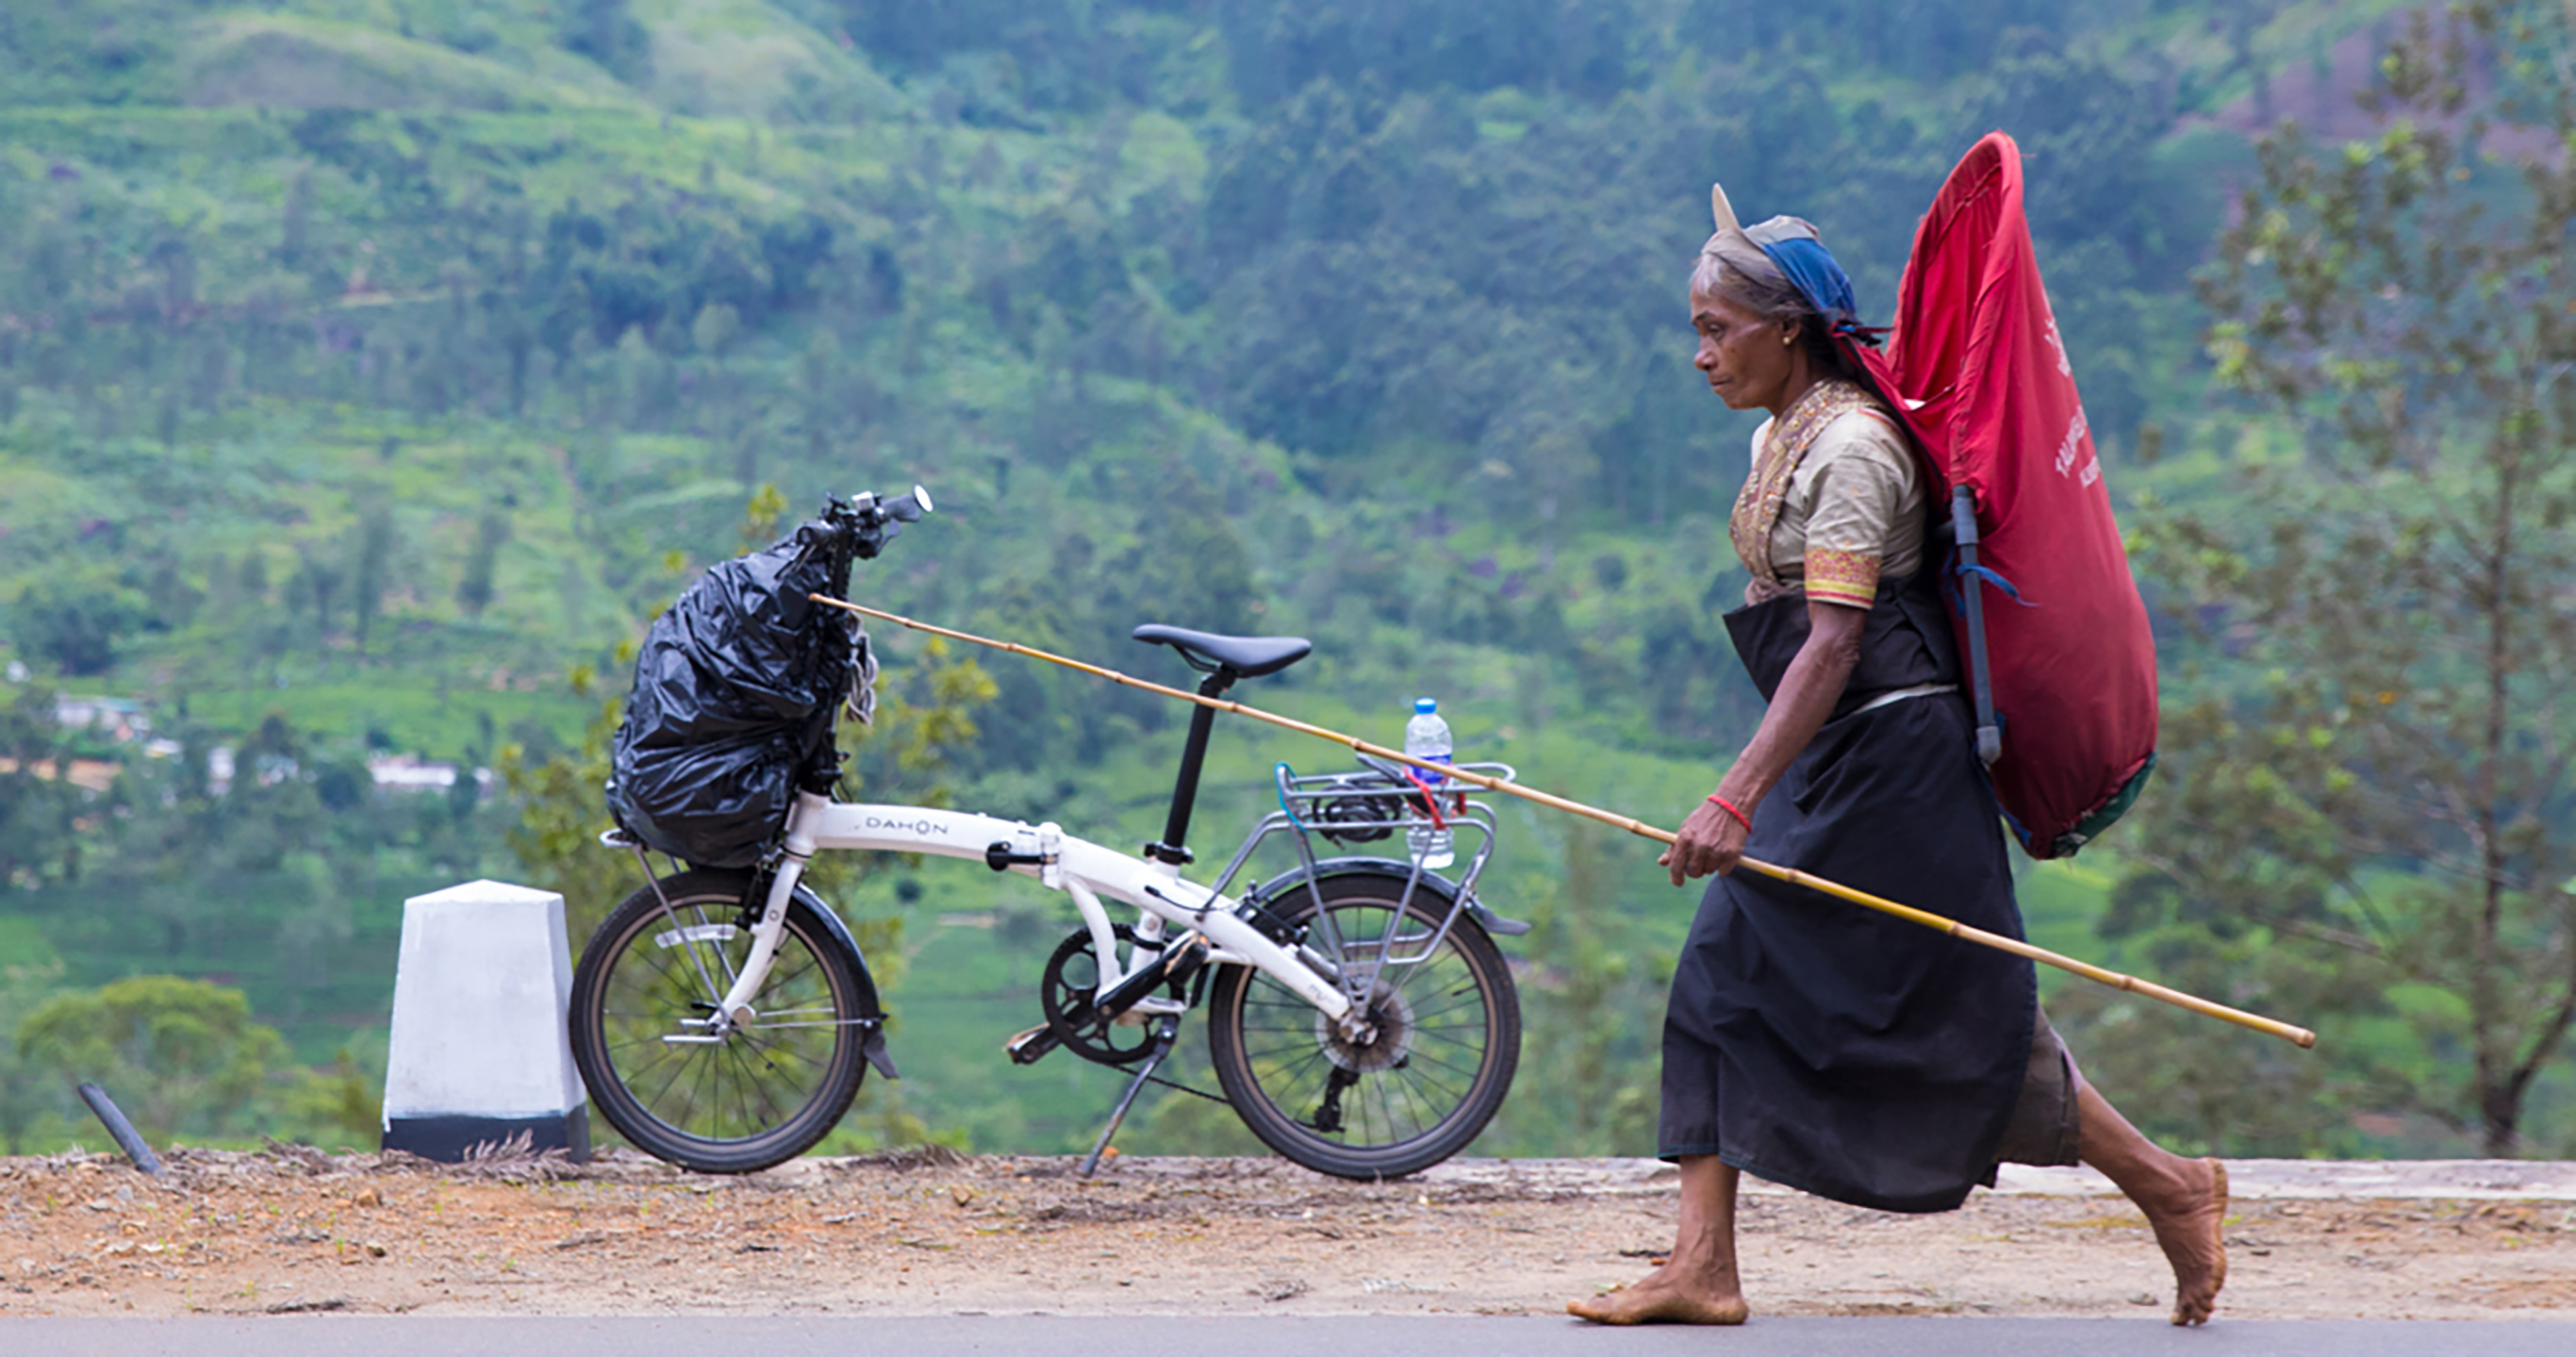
<box><xmin>1413</xmin><ymin>698</ymin><xmax>1437</xmax><ymax>714</ymax></box>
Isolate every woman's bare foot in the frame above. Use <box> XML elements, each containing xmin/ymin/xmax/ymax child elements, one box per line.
<box><xmin>1574</xmin><ymin>1155</ymin><xmax>1749</xmax><ymax>1325</ymax></box>
<box><xmin>1565</xmin><ymin>1265</ymin><xmax>1750</xmax><ymax>1326</ymax></box>
<box><xmin>2076</xmin><ymin>1084</ymin><xmax>2228</xmax><ymax>1327</ymax></box>
<box><xmin>2145</xmin><ymin>1157</ymin><xmax>2229</xmax><ymax>1327</ymax></box>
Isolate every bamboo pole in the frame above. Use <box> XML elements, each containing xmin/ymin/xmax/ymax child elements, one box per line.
<box><xmin>813</xmin><ymin>593</ymin><xmax>2319</xmax><ymax>1051</ymax></box>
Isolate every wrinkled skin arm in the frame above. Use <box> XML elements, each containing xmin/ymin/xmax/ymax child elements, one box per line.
<box><xmin>1660</xmin><ymin>598</ymin><xmax>1866</xmax><ymax>887</ymax></box>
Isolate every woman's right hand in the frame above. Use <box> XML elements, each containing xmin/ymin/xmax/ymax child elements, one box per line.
<box><xmin>1660</xmin><ymin>797</ymin><xmax>1750</xmax><ymax>887</ymax></box>
<box><xmin>1668</xmin><ymin>599</ymin><xmax>1864</xmax><ymax>889</ymax></box>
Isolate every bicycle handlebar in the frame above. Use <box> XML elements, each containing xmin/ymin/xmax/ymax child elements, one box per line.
<box><xmin>823</xmin><ymin>484</ymin><xmax>933</xmax><ymax>557</ymax></box>
<box><xmin>799</xmin><ymin>485</ymin><xmax>933</xmax><ymax>599</ymax></box>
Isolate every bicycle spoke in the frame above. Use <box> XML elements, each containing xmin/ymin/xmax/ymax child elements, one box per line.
<box><xmin>1407</xmin><ymin>992</ymin><xmax>1488</xmax><ymax>1024</ymax></box>
<box><xmin>1382</xmin><ymin>1076</ymin><xmax>1433</xmax><ymax>1138</ymax></box>
<box><xmin>1412</xmin><ymin>1020</ymin><xmax>1491</xmax><ymax>1051</ymax></box>
<box><xmin>1241</xmin><ymin>1039</ymin><xmax>1325</xmax><ymax>1064</ymax></box>
<box><xmin>1210</xmin><ymin>876</ymin><xmax>1522</xmax><ymax>1172</ymax></box>
<box><xmin>1398</xmin><ymin>1044</ymin><xmax>1484</xmax><ymax>1084</ymax></box>
<box><xmin>1370</xmin><ymin>1081</ymin><xmax>1412</xmax><ymax>1148</ymax></box>
<box><xmin>687</xmin><ymin>902</ymin><xmax>741</xmax><ymax>987</ymax></box>
<box><xmin>731</xmin><ymin>1042</ymin><xmax>772</xmax><ymax>1136</ymax></box>
<box><xmin>684</xmin><ymin>1038</ymin><xmax>717</xmax><ymax>1134</ymax></box>
<box><xmin>637</xmin><ymin>1014</ymin><xmax>705</xmax><ymax>1115</ymax></box>
<box><xmin>735</xmin><ymin>1029</ymin><xmax>829</xmax><ymax>1077</ymax></box>
<box><xmin>730</xmin><ymin>1033</ymin><xmax>806</xmax><ymax>1075</ymax></box>
<box><xmin>611</xmin><ymin>1040</ymin><xmax>685</xmax><ymax>1090</ymax></box>
<box><xmin>1392</xmin><ymin>1060</ymin><xmax>1468</xmax><ymax>1110</ymax></box>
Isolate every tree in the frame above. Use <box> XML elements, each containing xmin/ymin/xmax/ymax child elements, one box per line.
<box><xmin>8</xmin><ymin>579</ymin><xmax>147</xmax><ymax>678</ymax></box>
<box><xmin>351</xmin><ymin>506</ymin><xmax>395</xmax><ymax>650</ymax></box>
<box><xmin>561</xmin><ymin>0</ymin><xmax>653</xmax><ymax>86</ymax></box>
<box><xmin>278</xmin><ymin>164</ymin><xmax>311</xmax><ymax>268</ymax></box>
<box><xmin>1491</xmin><ymin>819</ymin><xmax>1661</xmax><ymax>1153</ymax></box>
<box><xmin>0</xmin><ymin>955</ymin><xmax>68</xmax><ymax>1154</ymax></box>
<box><xmin>2113</xmin><ymin>2</ymin><xmax>2576</xmax><ymax>1155</ymax></box>
<box><xmin>1100</xmin><ymin>468</ymin><xmax>1259</xmax><ymax>636</ymax></box>
<box><xmin>457</xmin><ymin>507</ymin><xmax>511</xmax><ymax>617</ymax></box>
<box><xmin>16</xmin><ymin>976</ymin><xmax>291</xmax><ymax>1142</ymax></box>
<box><xmin>295</xmin><ymin>552</ymin><xmax>342</xmax><ymax>646</ymax></box>
<box><xmin>0</xmin><ymin>686</ymin><xmax>81</xmax><ymax>891</ymax></box>
<box><xmin>499</xmin><ymin>666</ymin><xmax>635</xmax><ymax>942</ymax></box>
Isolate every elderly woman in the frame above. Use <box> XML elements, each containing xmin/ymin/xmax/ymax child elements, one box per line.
<box><xmin>1568</xmin><ymin>189</ymin><xmax>2229</xmax><ymax>1328</ymax></box>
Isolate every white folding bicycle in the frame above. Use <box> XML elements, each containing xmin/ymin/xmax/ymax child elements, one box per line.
<box><xmin>569</xmin><ymin>488</ymin><xmax>1528</xmax><ymax>1180</ymax></box>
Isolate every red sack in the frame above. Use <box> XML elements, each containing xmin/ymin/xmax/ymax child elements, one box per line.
<box><xmin>1846</xmin><ymin>132</ymin><xmax>2157</xmax><ymax>859</ymax></box>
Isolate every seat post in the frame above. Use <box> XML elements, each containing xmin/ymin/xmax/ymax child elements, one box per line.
<box><xmin>1145</xmin><ymin>669</ymin><xmax>1234</xmax><ymax>866</ymax></box>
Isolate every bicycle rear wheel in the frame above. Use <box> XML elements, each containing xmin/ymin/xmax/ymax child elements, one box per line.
<box><xmin>569</xmin><ymin>869</ymin><xmax>868</xmax><ymax>1173</ymax></box>
<box><xmin>1205</xmin><ymin>872</ymin><xmax>1519</xmax><ymax>1180</ymax></box>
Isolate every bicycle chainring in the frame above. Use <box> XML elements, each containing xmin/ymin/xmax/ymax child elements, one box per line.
<box><xmin>1040</xmin><ymin>927</ymin><xmax>1159</xmax><ymax>1067</ymax></box>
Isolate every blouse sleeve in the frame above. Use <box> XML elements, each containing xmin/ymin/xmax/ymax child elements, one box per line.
<box><xmin>1799</xmin><ymin>418</ymin><xmax>1912</xmax><ymax>609</ymax></box>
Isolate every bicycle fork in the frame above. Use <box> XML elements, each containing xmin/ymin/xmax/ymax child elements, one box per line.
<box><xmin>702</xmin><ymin>851</ymin><xmax>810</xmax><ymax>1036</ymax></box>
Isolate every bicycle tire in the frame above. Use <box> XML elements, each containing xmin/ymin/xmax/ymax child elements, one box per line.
<box><xmin>569</xmin><ymin>869</ymin><xmax>868</xmax><ymax>1173</ymax></box>
<box><xmin>1205</xmin><ymin>871</ymin><xmax>1520</xmax><ymax>1180</ymax></box>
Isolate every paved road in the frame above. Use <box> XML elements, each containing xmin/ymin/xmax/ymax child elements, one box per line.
<box><xmin>11</xmin><ymin>1316</ymin><xmax>2572</xmax><ymax>1356</ymax></box>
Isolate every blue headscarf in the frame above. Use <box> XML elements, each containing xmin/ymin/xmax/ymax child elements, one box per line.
<box><xmin>1758</xmin><ymin>236</ymin><xmax>1866</xmax><ymax>340</ymax></box>
<box><xmin>1702</xmin><ymin>184</ymin><xmax>1882</xmax><ymax>347</ymax></box>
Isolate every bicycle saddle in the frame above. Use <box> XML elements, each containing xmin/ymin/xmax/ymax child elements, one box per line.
<box><xmin>1131</xmin><ymin>623</ymin><xmax>1312</xmax><ymax>678</ymax></box>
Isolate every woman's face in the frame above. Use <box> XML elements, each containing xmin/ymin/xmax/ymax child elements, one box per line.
<box><xmin>1691</xmin><ymin>279</ymin><xmax>1798</xmax><ymax>412</ymax></box>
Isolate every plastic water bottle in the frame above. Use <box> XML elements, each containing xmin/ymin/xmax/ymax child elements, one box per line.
<box><xmin>1403</xmin><ymin>698</ymin><xmax>1455</xmax><ymax>869</ymax></box>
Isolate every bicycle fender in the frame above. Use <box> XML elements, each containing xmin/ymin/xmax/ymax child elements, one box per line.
<box><xmin>1242</xmin><ymin>856</ymin><xmax>1532</xmax><ymax>937</ymax></box>
<box><xmin>788</xmin><ymin>885</ymin><xmax>901</xmax><ymax>1080</ymax></box>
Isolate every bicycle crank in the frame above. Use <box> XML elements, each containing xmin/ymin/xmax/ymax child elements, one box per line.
<box><xmin>1026</xmin><ymin>927</ymin><xmax>1163</xmax><ymax>1067</ymax></box>
<box><xmin>1087</xmin><ymin>933</ymin><xmax>1209</xmax><ymax>1025</ymax></box>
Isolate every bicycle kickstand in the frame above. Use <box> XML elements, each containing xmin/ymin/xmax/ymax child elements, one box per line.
<box><xmin>1077</xmin><ymin>1015</ymin><xmax>1180</xmax><ymax>1178</ymax></box>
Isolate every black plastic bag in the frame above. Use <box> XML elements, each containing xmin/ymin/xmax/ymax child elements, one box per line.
<box><xmin>606</xmin><ymin>520</ymin><xmax>866</xmax><ymax>869</ymax></box>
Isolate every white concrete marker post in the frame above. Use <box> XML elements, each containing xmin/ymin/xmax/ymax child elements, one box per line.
<box><xmin>382</xmin><ymin>879</ymin><xmax>590</xmax><ymax>1162</ymax></box>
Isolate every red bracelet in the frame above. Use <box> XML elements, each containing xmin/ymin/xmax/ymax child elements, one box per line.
<box><xmin>1706</xmin><ymin>794</ymin><xmax>1752</xmax><ymax>832</ymax></box>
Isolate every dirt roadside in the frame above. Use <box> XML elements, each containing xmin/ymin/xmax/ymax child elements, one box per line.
<box><xmin>4</xmin><ymin>1149</ymin><xmax>2572</xmax><ymax>1322</ymax></box>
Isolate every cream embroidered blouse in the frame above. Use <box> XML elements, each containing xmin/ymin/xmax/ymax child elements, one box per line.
<box><xmin>1743</xmin><ymin>407</ymin><xmax>1924</xmax><ymax>608</ymax></box>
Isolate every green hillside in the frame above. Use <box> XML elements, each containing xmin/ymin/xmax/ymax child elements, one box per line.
<box><xmin>3</xmin><ymin>0</ymin><xmax>2569</xmax><ymax>1161</ymax></box>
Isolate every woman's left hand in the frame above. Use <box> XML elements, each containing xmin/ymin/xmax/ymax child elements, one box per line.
<box><xmin>1660</xmin><ymin>797</ymin><xmax>1749</xmax><ymax>887</ymax></box>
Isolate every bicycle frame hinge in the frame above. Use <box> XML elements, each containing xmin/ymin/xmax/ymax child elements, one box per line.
<box><xmin>984</xmin><ymin>841</ymin><xmax>1051</xmax><ymax>872</ymax></box>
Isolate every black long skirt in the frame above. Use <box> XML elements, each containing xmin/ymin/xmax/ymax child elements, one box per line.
<box><xmin>1658</xmin><ymin>687</ymin><xmax>2035</xmax><ymax>1214</ymax></box>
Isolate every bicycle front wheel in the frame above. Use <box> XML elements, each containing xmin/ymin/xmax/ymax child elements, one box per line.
<box><xmin>569</xmin><ymin>869</ymin><xmax>868</xmax><ymax>1173</ymax></box>
<box><xmin>1206</xmin><ymin>872</ymin><xmax>1520</xmax><ymax>1179</ymax></box>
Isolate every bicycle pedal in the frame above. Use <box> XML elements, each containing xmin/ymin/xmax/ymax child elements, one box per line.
<box><xmin>1004</xmin><ymin>1024</ymin><xmax>1061</xmax><ymax>1066</ymax></box>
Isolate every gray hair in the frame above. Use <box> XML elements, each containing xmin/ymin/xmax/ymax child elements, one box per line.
<box><xmin>1692</xmin><ymin>251</ymin><xmax>1817</xmax><ymax>331</ymax></box>
<box><xmin>1690</xmin><ymin>249</ymin><xmax>1858</xmax><ymax>381</ymax></box>
<box><xmin>1693</xmin><ymin>184</ymin><xmax>1858</xmax><ymax>376</ymax></box>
